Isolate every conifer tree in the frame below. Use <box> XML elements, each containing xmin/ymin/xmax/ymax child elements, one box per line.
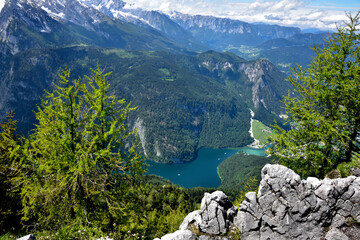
<box><xmin>268</xmin><ymin>13</ymin><xmax>360</xmax><ymax>178</ymax></box>
<box><xmin>0</xmin><ymin>110</ymin><xmax>22</xmax><ymax>232</ymax></box>
<box><xmin>17</xmin><ymin>64</ymin><xmax>146</xmax><ymax>231</ymax></box>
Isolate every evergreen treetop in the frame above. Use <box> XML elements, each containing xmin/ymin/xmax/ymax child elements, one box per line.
<box><xmin>17</xmin><ymin>63</ymin><xmax>146</xmax><ymax>232</ymax></box>
<box><xmin>268</xmin><ymin>12</ymin><xmax>360</xmax><ymax>178</ymax></box>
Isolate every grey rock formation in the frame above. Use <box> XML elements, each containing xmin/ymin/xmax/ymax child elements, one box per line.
<box><xmin>158</xmin><ymin>164</ymin><xmax>360</xmax><ymax>240</ymax></box>
<box><xmin>180</xmin><ymin>191</ymin><xmax>237</xmax><ymax>237</ymax></box>
<box><xmin>351</xmin><ymin>167</ymin><xmax>360</xmax><ymax>177</ymax></box>
<box><xmin>235</xmin><ymin>164</ymin><xmax>360</xmax><ymax>240</ymax></box>
<box><xmin>154</xmin><ymin>230</ymin><xmax>197</xmax><ymax>240</ymax></box>
<box><xmin>325</xmin><ymin>228</ymin><xmax>349</xmax><ymax>240</ymax></box>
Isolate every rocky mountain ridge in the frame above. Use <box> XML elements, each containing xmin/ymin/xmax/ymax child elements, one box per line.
<box><xmin>78</xmin><ymin>1</ymin><xmax>303</xmax><ymax>50</ymax></box>
<box><xmin>69</xmin><ymin>0</ymin><xmax>328</xmax><ymax>71</ymax></box>
<box><xmin>169</xmin><ymin>12</ymin><xmax>301</xmax><ymax>47</ymax></box>
<box><xmin>1</xmin><ymin>0</ymin><xmax>301</xmax><ymax>54</ymax></box>
<box><xmin>0</xmin><ymin>0</ymin><xmax>329</xmax><ymax>66</ymax></box>
<box><xmin>158</xmin><ymin>164</ymin><xmax>360</xmax><ymax>240</ymax></box>
<box><xmin>0</xmin><ymin>0</ymin><xmax>103</xmax><ymax>31</ymax></box>
<box><xmin>0</xmin><ymin>0</ymin><xmax>189</xmax><ymax>56</ymax></box>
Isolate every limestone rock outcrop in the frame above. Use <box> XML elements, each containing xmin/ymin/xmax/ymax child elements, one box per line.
<box><xmin>324</xmin><ymin>228</ymin><xmax>349</xmax><ymax>240</ymax></box>
<box><xmin>158</xmin><ymin>164</ymin><xmax>360</xmax><ymax>240</ymax></box>
<box><xmin>154</xmin><ymin>230</ymin><xmax>197</xmax><ymax>240</ymax></box>
<box><xmin>181</xmin><ymin>191</ymin><xmax>237</xmax><ymax>235</ymax></box>
<box><xmin>236</xmin><ymin>164</ymin><xmax>360</xmax><ymax>240</ymax></box>
<box><xmin>157</xmin><ymin>191</ymin><xmax>237</xmax><ymax>240</ymax></box>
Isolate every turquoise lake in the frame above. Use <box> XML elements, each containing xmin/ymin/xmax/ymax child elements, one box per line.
<box><xmin>147</xmin><ymin>146</ymin><xmax>267</xmax><ymax>188</ymax></box>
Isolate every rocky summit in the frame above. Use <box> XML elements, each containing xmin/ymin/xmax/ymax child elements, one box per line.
<box><xmin>157</xmin><ymin>164</ymin><xmax>360</xmax><ymax>240</ymax></box>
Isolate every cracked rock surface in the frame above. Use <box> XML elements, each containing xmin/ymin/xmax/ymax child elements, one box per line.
<box><xmin>235</xmin><ymin>164</ymin><xmax>360</xmax><ymax>240</ymax></box>
<box><xmin>156</xmin><ymin>164</ymin><xmax>360</xmax><ymax>240</ymax></box>
<box><xmin>178</xmin><ymin>191</ymin><xmax>237</xmax><ymax>239</ymax></box>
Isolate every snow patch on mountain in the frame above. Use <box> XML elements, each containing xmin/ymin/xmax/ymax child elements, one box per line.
<box><xmin>112</xmin><ymin>10</ymin><xmax>140</xmax><ymax>21</ymax></box>
<box><xmin>79</xmin><ymin>0</ymin><xmax>125</xmax><ymax>13</ymax></box>
<box><xmin>41</xmin><ymin>6</ymin><xmax>65</xmax><ymax>19</ymax></box>
<box><xmin>0</xmin><ymin>0</ymin><xmax>5</xmax><ymax>13</ymax></box>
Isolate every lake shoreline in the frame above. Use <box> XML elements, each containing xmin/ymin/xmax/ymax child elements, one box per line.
<box><xmin>147</xmin><ymin>146</ymin><xmax>267</xmax><ymax>188</ymax></box>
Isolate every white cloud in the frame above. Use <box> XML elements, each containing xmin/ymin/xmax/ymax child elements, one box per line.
<box><xmin>123</xmin><ymin>0</ymin><xmax>354</xmax><ymax>30</ymax></box>
<box><xmin>248</xmin><ymin>0</ymin><xmax>308</xmax><ymax>12</ymax></box>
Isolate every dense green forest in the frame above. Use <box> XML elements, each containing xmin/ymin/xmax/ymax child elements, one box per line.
<box><xmin>0</xmin><ymin>63</ymin><xmax>265</xmax><ymax>239</ymax></box>
<box><xmin>0</xmin><ymin>65</ymin><xmax>258</xmax><ymax>239</ymax></box>
<box><xmin>218</xmin><ymin>152</ymin><xmax>271</xmax><ymax>191</ymax></box>
<box><xmin>2</xmin><ymin>48</ymin><xmax>289</xmax><ymax>163</ymax></box>
<box><xmin>0</xmin><ymin>66</ymin><xmax>196</xmax><ymax>239</ymax></box>
<box><xmin>0</xmin><ymin>61</ymin><xmax>268</xmax><ymax>239</ymax></box>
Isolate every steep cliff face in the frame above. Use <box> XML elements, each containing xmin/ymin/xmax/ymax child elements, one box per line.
<box><xmin>0</xmin><ymin>0</ymin><xmax>65</xmax><ymax>55</ymax></box>
<box><xmin>197</xmin><ymin>52</ymin><xmax>290</xmax><ymax>120</ymax></box>
<box><xmin>159</xmin><ymin>164</ymin><xmax>360</xmax><ymax>240</ymax></box>
<box><xmin>239</xmin><ymin>60</ymin><xmax>274</xmax><ymax>110</ymax></box>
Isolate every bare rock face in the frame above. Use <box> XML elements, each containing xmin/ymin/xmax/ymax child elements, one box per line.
<box><xmin>154</xmin><ymin>230</ymin><xmax>198</xmax><ymax>240</ymax></box>
<box><xmin>180</xmin><ymin>191</ymin><xmax>237</xmax><ymax>239</ymax></box>
<box><xmin>235</xmin><ymin>164</ymin><xmax>360</xmax><ymax>240</ymax></box>
<box><xmin>324</xmin><ymin>228</ymin><xmax>349</xmax><ymax>240</ymax></box>
<box><xmin>158</xmin><ymin>164</ymin><xmax>360</xmax><ymax>240</ymax></box>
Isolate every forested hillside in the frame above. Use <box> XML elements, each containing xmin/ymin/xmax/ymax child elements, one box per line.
<box><xmin>0</xmin><ymin>47</ymin><xmax>290</xmax><ymax>163</ymax></box>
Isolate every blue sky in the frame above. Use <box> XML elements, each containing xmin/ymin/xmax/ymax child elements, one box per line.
<box><xmin>206</xmin><ymin>0</ymin><xmax>359</xmax><ymax>11</ymax></box>
<box><xmin>124</xmin><ymin>0</ymin><xmax>359</xmax><ymax>30</ymax></box>
<box><xmin>309</xmin><ymin>0</ymin><xmax>359</xmax><ymax>10</ymax></box>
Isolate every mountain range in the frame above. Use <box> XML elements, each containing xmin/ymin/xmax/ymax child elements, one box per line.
<box><xmin>0</xmin><ymin>0</ymin><xmax>327</xmax><ymax>163</ymax></box>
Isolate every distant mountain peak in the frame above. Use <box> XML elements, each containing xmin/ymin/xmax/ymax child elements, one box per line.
<box><xmin>2</xmin><ymin>0</ymin><xmax>104</xmax><ymax>29</ymax></box>
<box><xmin>79</xmin><ymin>0</ymin><xmax>125</xmax><ymax>10</ymax></box>
<box><xmin>78</xmin><ymin>0</ymin><xmax>126</xmax><ymax>18</ymax></box>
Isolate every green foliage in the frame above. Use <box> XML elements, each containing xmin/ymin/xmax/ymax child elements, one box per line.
<box><xmin>252</xmin><ymin>120</ymin><xmax>272</xmax><ymax>146</ymax></box>
<box><xmin>5</xmin><ymin>47</ymin><xmax>290</xmax><ymax>163</ymax></box>
<box><xmin>0</xmin><ymin>111</ymin><xmax>22</xmax><ymax>233</ymax></box>
<box><xmin>228</xmin><ymin>228</ymin><xmax>242</xmax><ymax>240</ymax></box>
<box><xmin>4</xmin><ymin>65</ymin><xmax>196</xmax><ymax>239</ymax></box>
<box><xmin>15</xmin><ymin>64</ymin><xmax>146</xmax><ymax>233</ymax></box>
<box><xmin>231</xmin><ymin>32</ymin><xmax>328</xmax><ymax>74</ymax></box>
<box><xmin>218</xmin><ymin>152</ymin><xmax>270</xmax><ymax>200</ymax></box>
<box><xmin>233</xmin><ymin>177</ymin><xmax>259</xmax><ymax>207</ymax></box>
<box><xmin>137</xmin><ymin>185</ymin><xmax>195</xmax><ymax>238</ymax></box>
<box><xmin>159</xmin><ymin>68</ymin><xmax>176</xmax><ymax>81</ymax></box>
<box><xmin>186</xmin><ymin>187</ymin><xmax>218</xmax><ymax>203</ymax></box>
<box><xmin>268</xmin><ymin>13</ymin><xmax>360</xmax><ymax>178</ymax></box>
<box><xmin>32</xmin><ymin>225</ymin><xmax>105</xmax><ymax>240</ymax></box>
<box><xmin>337</xmin><ymin>152</ymin><xmax>360</xmax><ymax>177</ymax></box>
<box><xmin>0</xmin><ymin>233</ymin><xmax>16</xmax><ymax>240</ymax></box>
